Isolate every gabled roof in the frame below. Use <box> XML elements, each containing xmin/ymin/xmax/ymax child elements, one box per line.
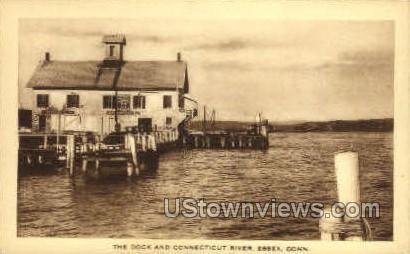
<box><xmin>26</xmin><ymin>60</ymin><xmax>189</xmax><ymax>92</ymax></box>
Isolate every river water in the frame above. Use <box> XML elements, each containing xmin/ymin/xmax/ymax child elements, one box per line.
<box><xmin>18</xmin><ymin>132</ymin><xmax>393</xmax><ymax>240</ymax></box>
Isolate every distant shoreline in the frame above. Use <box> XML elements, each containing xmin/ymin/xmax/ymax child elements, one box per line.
<box><xmin>189</xmin><ymin>118</ymin><xmax>393</xmax><ymax>133</ymax></box>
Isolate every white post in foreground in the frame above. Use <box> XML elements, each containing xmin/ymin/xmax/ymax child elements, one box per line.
<box><xmin>334</xmin><ymin>151</ymin><xmax>363</xmax><ymax>241</ymax></box>
<box><xmin>335</xmin><ymin>152</ymin><xmax>360</xmax><ymax>206</ymax></box>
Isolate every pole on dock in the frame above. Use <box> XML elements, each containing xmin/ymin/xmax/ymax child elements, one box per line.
<box><xmin>81</xmin><ymin>157</ymin><xmax>88</xmax><ymax>173</ymax></box>
<box><xmin>66</xmin><ymin>135</ymin><xmax>70</xmax><ymax>169</ymax></box>
<box><xmin>319</xmin><ymin>152</ymin><xmax>368</xmax><ymax>241</ymax></box>
<box><xmin>220</xmin><ymin>136</ymin><xmax>226</xmax><ymax>148</ymax></box>
<box><xmin>335</xmin><ymin>152</ymin><xmax>363</xmax><ymax>241</ymax></box>
<box><xmin>141</xmin><ymin>133</ymin><xmax>147</xmax><ymax>152</ymax></box>
<box><xmin>57</xmin><ymin>112</ymin><xmax>61</xmax><ymax>153</ymax></box>
<box><xmin>67</xmin><ymin>135</ymin><xmax>75</xmax><ymax>177</ymax></box>
<box><xmin>319</xmin><ymin>207</ymin><xmax>342</xmax><ymax>240</ymax></box>
<box><xmin>43</xmin><ymin>135</ymin><xmax>48</xmax><ymax>150</ymax></box>
<box><xmin>127</xmin><ymin>134</ymin><xmax>138</xmax><ymax>169</ymax></box>
<box><xmin>206</xmin><ymin>136</ymin><xmax>211</xmax><ymax>148</ymax></box>
<box><xmin>194</xmin><ymin>135</ymin><xmax>199</xmax><ymax>148</ymax></box>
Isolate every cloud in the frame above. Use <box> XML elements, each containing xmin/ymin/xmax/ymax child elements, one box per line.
<box><xmin>316</xmin><ymin>49</ymin><xmax>394</xmax><ymax>70</ymax></box>
<box><xmin>185</xmin><ymin>37</ymin><xmax>291</xmax><ymax>51</ymax></box>
<box><xmin>190</xmin><ymin>39</ymin><xmax>249</xmax><ymax>50</ymax></box>
<box><xmin>20</xmin><ymin>19</ymin><xmax>174</xmax><ymax>43</ymax></box>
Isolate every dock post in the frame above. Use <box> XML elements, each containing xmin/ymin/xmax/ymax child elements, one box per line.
<box><xmin>238</xmin><ymin>136</ymin><xmax>243</xmax><ymax>148</ymax></box>
<box><xmin>335</xmin><ymin>152</ymin><xmax>364</xmax><ymax>241</ymax></box>
<box><xmin>43</xmin><ymin>135</ymin><xmax>48</xmax><ymax>150</ymax></box>
<box><xmin>66</xmin><ymin>135</ymin><xmax>70</xmax><ymax>169</ymax></box>
<box><xmin>95</xmin><ymin>159</ymin><xmax>100</xmax><ymax>174</ymax></box>
<box><xmin>220</xmin><ymin>136</ymin><xmax>226</xmax><ymax>148</ymax></box>
<box><xmin>194</xmin><ymin>135</ymin><xmax>199</xmax><ymax>148</ymax></box>
<box><xmin>319</xmin><ymin>206</ymin><xmax>342</xmax><ymax>240</ymax></box>
<box><xmin>319</xmin><ymin>152</ymin><xmax>368</xmax><ymax>241</ymax></box>
<box><xmin>81</xmin><ymin>135</ymin><xmax>87</xmax><ymax>154</ymax></box>
<box><xmin>126</xmin><ymin>162</ymin><xmax>133</xmax><ymax>177</ymax></box>
<box><xmin>67</xmin><ymin>135</ymin><xmax>75</xmax><ymax>177</ymax></box>
<box><xmin>206</xmin><ymin>136</ymin><xmax>211</xmax><ymax>148</ymax></box>
<box><xmin>141</xmin><ymin>133</ymin><xmax>147</xmax><ymax>152</ymax></box>
<box><xmin>127</xmin><ymin>134</ymin><xmax>138</xmax><ymax>169</ymax></box>
<box><xmin>149</xmin><ymin>134</ymin><xmax>157</xmax><ymax>151</ymax></box>
<box><xmin>81</xmin><ymin>157</ymin><xmax>88</xmax><ymax>173</ymax></box>
<box><xmin>95</xmin><ymin>135</ymin><xmax>101</xmax><ymax>151</ymax></box>
<box><xmin>231</xmin><ymin>138</ymin><xmax>235</xmax><ymax>149</ymax></box>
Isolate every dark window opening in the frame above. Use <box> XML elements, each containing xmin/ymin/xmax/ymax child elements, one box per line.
<box><xmin>37</xmin><ymin>94</ymin><xmax>49</xmax><ymax>108</ymax></box>
<box><xmin>103</xmin><ymin>95</ymin><xmax>116</xmax><ymax>109</ymax></box>
<box><xmin>67</xmin><ymin>94</ymin><xmax>80</xmax><ymax>108</ymax></box>
<box><xmin>109</xmin><ymin>45</ymin><xmax>115</xmax><ymax>57</ymax></box>
<box><xmin>39</xmin><ymin>115</ymin><xmax>47</xmax><ymax>131</ymax></box>
<box><xmin>178</xmin><ymin>94</ymin><xmax>184</xmax><ymax>108</ymax></box>
<box><xmin>166</xmin><ymin>117</ymin><xmax>172</xmax><ymax>125</ymax></box>
<box><xmin>133</xmin><ymin>95</ymin><xmax>146</xmax><ymax>109</ymax></box>
<box><xmin>163</xmin><ymin>95</ymin><xmax>172</xmax><ymax>108</ymax></box>
<box><xmin>138</xmin><ymin>118</ymin><xmax>152</xmax><ymax>132</ymax></box>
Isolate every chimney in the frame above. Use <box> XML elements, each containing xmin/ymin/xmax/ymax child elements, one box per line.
<box><xmin>45</xmin><ymin>52</ymin><xmax>50</xmax><ymax>62</ymax></box>
<box><xmin>177</xmin><ymin>52</ymin><xmax>181</xmax><ymax>62</ymax></box>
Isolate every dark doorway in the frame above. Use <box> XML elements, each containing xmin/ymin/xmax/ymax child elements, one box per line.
<box><xmin>39</xmin><ymin>115</ymin><xmax>47</xmax><ymax>132</ymax></box>
<box><xmin>138</xmin><ymin>118</ymin><xmax>152</xmax><ymax>132</ymax></box>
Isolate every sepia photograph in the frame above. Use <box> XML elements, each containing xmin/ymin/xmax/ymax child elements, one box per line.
<box><xmin>17</xmin><ymin>18</ymin><xmax>393</xmax><ymax>240</ymax></box>
<box><xmin>1</xmin><ymin>1</ymin><xmax>409</xmax><ymax>254</ymax></box>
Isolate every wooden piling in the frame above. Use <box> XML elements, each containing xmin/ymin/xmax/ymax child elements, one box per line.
<box><xmin>319</xmin><ymin>207</ymin><xmax>342</xmax><ymax>241</ymax></box>
<box><xmin>206</xmin><ymin>136</ymin><xmax>211</xmax><ymax>148</ymax></box>
<box><xmin>319</xmin><ymin>152</ymin><xmax>366</xmax><ymax>241</ymax></box>
<box><xmin>141</xmin><ymin>134</ymin><xmax>147</xmax><ymax>152</ymax></box>
<box><xmin>127</xmin><ymin>134</ymin><xmax>138</xmax><ymax>167</ymax></box>
<box><xmin>194</xmin><ymin>135</ymin><xmax>199</xmax><ymax>148</ymax></box>
<box><xmin>66</xmin><ymin>136</ymin><xmax>71</xmax><ymax>169</ymax></box>
<box><xmin>149</xmin><ymin>134</ymin><xmax>157</xmax><ymax>151</ymax></box>
<box><xmin>43</xmin><ymin>135</ymin><xmax>48</xmax><ymax>150</ymax></box>
<box><xmin>220</xmin><ymin>136</ymin><xmax>226</xmax><ymax>148</ymax></box>
<box><xmin>81</xmin><ymin>158</ymin><xmax>88</xmax><ymax>173</ymax></box>
<box><xmin>335</xmin><ymin>152</ymin><xmax>360</xmax><ymax>207</ymax></box>
<box><xmin>126</xmin><ymin>162</ymin><xmax>133</xmax><ymax>177</ymax></box>
<box><xmin>335</xmin><ymin>152</ymin><xmax>363</xmax><ymax>241</ymax></box>
<box><xmin>67</xmin><ymin>135</ymin><xmax>75</xmax><ymax>177</ymax></box>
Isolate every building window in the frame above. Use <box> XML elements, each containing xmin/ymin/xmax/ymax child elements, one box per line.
<box><xmin>103</xmin><ymin>95</ymin><xmax>116</xmax><ymax>109</ymax></box>
<box><xmin>67</xmin><ymin>94</ymin><xmax>80</xmax><ymax>108</ymax></box>
<box><xmin>109</xmin><ymin>45</ymin><xmax>115</xmax><ymax>57</ymax></box>
<box><xmin>117</xmin><ymin>95</ymin><xmax>130</xmax><ymax>110</ymax></box>
<box><xmin>37</xmin><ymin>94</ymin><xmax>49</xmax><ymax>108</ymax></box>
<box><xmin>163</xmin><ymin>95</ymin><xmax>172</xmax><ymax>108</ymax></box>
<box><xmin>166</xmin><ymin>117</ymin><xmax>172</xmax><ymax>125</ymax></box>
<box><xmin>133</xmin><ymin>95</ymin><xmax>146</xmax><ymax>109</ymax></box>
<box><xmin>178</xmin><ymin>93</ymin><xmax>184</xmax><ymax>108</ymax></box>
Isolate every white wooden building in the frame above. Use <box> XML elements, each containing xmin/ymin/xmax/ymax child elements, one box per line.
<box><xmin>26</xmin><ymin>34</ymin><xmax>197</xmax><ymax>135</ymax></box>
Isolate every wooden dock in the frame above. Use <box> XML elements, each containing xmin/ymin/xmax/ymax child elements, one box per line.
<box><xmin>183</xmin><ymin>119</ymin><xmax>270</xmax><ymax>150</ymax></box>
<box><xmin>18</xmin><ymin>119</ymin><xmax>270</xmax><ymax>177</ymax></box>
<box><xmin>18</xmin><ymin>129</ymin><xmax>180</xmax><ymax>177</ymax></box>
<box><xmin>184</xmin><ymin>131</ymin><xmax>269</xmax><ymax>149</ymax></box>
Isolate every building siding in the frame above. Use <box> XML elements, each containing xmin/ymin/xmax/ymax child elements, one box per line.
<box><xmin>32</xmin><ymin>89</ymin><xmax>187</xmax><ymax>135</ymax></box>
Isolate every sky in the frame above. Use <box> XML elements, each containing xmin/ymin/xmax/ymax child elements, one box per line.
<box><xmin>19</xmin><ymin>19</ymin><xmax>394</xmax><ymax>122</ymax></box>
